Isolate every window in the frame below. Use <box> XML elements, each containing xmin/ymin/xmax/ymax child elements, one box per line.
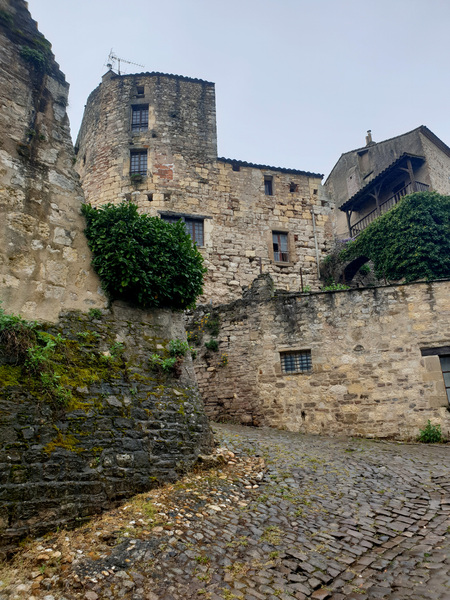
<box><xmin>130</xmin><ymin>150</ymin><xmax>147</xmax><ymax>176</ymax></box>
<box><xmin>232</xmin><ymin>164</ymin><xmax>241</xmax><ymax>172</ymax></box>
<box><xmin>161</xmin><ymin>214</ymin><xmax>204</xmax><ymax>246</ymax></box>
<box><xmin>131</xmin><ymin>105</ymin><xmax>149</xmax><ymax>132</ymax></box>
<box><xmin>440</xmin><ymin>355</ymin><xmax>450</xmax><ymax>403</ymax></box>
<box><xmin>136</xmin><ymin>86</ymin><xmax>145</xmax><ymax>96</ymax></box>
<box><xmin>272</xmin><ymin>231</ymin><xmax>289</xmax><ymax>262</ymax></box>
<box><xmin>281</xmin><ymin>350</ymin><xmax>312</xmax><ymax>374</ymax></box>
<box><xmin>289</xmin><ymin>182</ymin><xmax>298</xmax><ymax>193</ymax></box>
<box><xmin>264</xmin><ymin>176</ymin><xmax>273</xmax><ymax>195</ymax></box>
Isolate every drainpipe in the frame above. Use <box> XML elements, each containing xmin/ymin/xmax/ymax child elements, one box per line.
<box><xmin>310</xmin><ymin>210</ymin><xmax>321</xmax><ymax>280</ymax></box>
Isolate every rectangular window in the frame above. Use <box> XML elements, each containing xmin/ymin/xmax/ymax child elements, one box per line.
<box><xmin>440</xmin><ymin>355</ymin><xmax>450</xmax><ymax>403</ymax></box>
<box><xmin>130</xmin><ymin>150</ymin><xmax>147</xmax><ymax>176</ymax></box>
<box><xmin>131</xmin><ymin>105</ymin><xmax>149</xmax><ymax>132</ymax></box>
<box><xmin>264</xmin><ymin>176</ymin><xmax>273</xmax><ymax>195</ymax></box>
<box><xmin>161</xmin><ymin>214</ymin><xmax>204</xmax><ymax>246</ymax></box>
<box><xmin>272</xmin><ymin>231</ymin><xmax>289</xmax><ymax>262</ymax></box>
<box><xmin>281</xmin><ymin>350</ymin><xmax>312</xmax><ymax>374</ymax></box>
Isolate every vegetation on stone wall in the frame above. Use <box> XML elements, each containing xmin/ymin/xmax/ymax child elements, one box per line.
<box><xmin>343</xmin><ymin>192</ymin><xmax>450</xmax><ymax>282</ymax></box>
<box><xmin>82</xmin><ymin>202</ymin><xmax>206</xmax><ymax>310</ymax></box>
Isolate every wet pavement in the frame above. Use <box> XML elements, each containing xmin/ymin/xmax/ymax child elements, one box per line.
<box><xmin>2</xmin><ymin>424</ymin><xmax>450</xmax><ymax>600</ymax></box>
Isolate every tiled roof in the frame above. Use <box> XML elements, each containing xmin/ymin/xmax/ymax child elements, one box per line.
<box><xmin>218</xmin><ymin>157</ymin><xmax>323</xmax><ymax>178</ymax></box>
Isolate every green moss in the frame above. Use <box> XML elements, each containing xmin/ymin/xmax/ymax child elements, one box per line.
<box><xmin>0</xmin><ymin>365</ymin><xmax>21</xmax><ymax>387</ymax></box>
<box><xmin>43</xmin><ymin>432</ymin><xmax>84</xmax><ymax>455</ymax></box>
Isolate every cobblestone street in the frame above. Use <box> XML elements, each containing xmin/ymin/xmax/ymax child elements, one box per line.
<box><xmin>3</xmin><ymin>424</ymin><xmax>450</xmax><ymax>600</ymax></box>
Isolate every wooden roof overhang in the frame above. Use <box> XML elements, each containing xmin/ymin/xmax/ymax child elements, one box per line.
<box><xmin>339</xmin><ymin>153</ymin><xmax>426</xmax><ymax>213</ymax></box>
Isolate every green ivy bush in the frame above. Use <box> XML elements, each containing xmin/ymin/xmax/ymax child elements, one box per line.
<box><xmin>82</xmin><ymin>202</ymin><xmax>206</xmax><ymax>310</ymax></box>
<box><xmin>343</xmin><ymin>192</ymin><xmax>450</xmax><ymax>282</ymax></box>
<box><xmin>418</xmin><ymin>420</ymin><xmax>444</xmax><ymax>443</ymax></box>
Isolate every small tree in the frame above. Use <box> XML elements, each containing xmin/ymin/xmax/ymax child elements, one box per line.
<box><xmin>82</xmin><ymin>202</ymin><xmax>206</xmax><ymax>309</ymax></box>
<box><xmin>343</xmin><ymin>191</ymin><xmax>450</xmax><ymax>282</ymax></box>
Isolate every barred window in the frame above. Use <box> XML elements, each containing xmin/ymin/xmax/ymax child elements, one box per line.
<box><xmin>264</xmin><ymin>176</ymin><xmax>273</xmax><ymax>195</ymax></box>
<box><xmin>281</xmin><ymin>350</ymin><xmax>312</xmax><ymax>374</ymax></box>
<box><xmin>131</xmin><ymin>105</ymin><xmax>149</xmax><ymax>132</ymax></box>
<box><xmin>273</xmin><ymin>231</ymin><xmax>289</xmax><ymax>262</ymax></box>
<box><xmin>440</xmin><ymin>355</ymin><xmax>450</xmax><ymax>403</ymax></box>
<box><xmin>161</xmin><ymin>214</ymin><xmax>204</xmax><ymax>246</ymax></box>
<box><xmin>130</xmin><ymin>150</ymin><xmax>147</xmax><ymax>176</ymax></box>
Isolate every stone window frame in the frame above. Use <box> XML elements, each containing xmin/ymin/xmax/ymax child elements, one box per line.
<box><xmin>129</xmin><ymin>150</ymin><xmax>148</xmax><ymax>177</ymax></box>
<box><xmin>159</xmin><ymin>211</ymin><xmax>212</xmax><ymax>248</ymax></box>
<box><xmin>264</xmin><ymin>175</ymin><xmax>273</xmax><ymax>196</ymax></box>
<box><xmin>420</xmin><ymin>346</ymin><xmax>450</xmax><ymax>407</ymax></box>
<box><xmin>280</xmin><ymin>349</ymin><xmax>312</xmax><ymax>375</ymax></box>
<box><xmin>131</xmin><ymin>104</ymin><xmax>149</xmax><ymax>132</ymax></box>
<box><xmin>269</xmin><ymin>229</ymin><xmax>294</xmax><ymax>266</ymax></box>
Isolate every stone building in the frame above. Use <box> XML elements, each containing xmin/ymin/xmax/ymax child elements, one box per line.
<box><xmin>190</xmin><ymin>275</ymin><xmax>450</xmax><ymax>440</ymax></box>
<box><xmin>325</xmin><ymin>126</ymin><xmax>450</xmax><ymax>238</ymax></box>
<box><xmin>75</xmin><ymin>71</ymin><xmax>333</xmax><ymax>304</ymax></box>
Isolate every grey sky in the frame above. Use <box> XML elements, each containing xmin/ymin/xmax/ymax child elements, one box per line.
<box><xmin>30</xmin><ymin>0</ymin><xmax>450</xmax><ymax>178</ymax></box>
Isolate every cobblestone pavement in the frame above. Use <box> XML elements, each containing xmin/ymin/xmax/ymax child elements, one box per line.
<box><xmin>3</xmin><ymin>424</ymin><xmax>450</xmax><ymax>600</ymax></box>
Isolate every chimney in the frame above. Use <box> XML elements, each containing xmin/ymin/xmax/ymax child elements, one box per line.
<box><xmin>365</xmin><ymin>130</ymin><xmax>373</xmax><ymax>146</ymax></box>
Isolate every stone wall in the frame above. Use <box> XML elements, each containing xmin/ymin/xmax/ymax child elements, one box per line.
<box><xmin>189</xmin><ymin>275</ymin><xmax>450</xmax><ymax>440</ymax></box>
<box><xmin>0</xmin><ymin>0</ymin><xmax>105</xmax><ymax>322</ymax></box>
<box><xmin>0</xmin><ymin>305</ymin><xmax>213</xmax><ymax>550</ymax></box>
<box><xmin>75</xmin><ymin>73</ymin><xmax>332</xmax><ymax>304</ymax></box>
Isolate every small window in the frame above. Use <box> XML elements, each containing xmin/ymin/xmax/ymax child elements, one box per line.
<box><xmin>272</xmin><ymin>231</ymin><xmax>289</xmax><ymax>262</ymax></box>
<box><xmin>131</xmin><ymin>105</ymin><xmax>149</xmax><ymax>132</ymax></box>
<box><xmin>130</xmin><ymin>150</ymin><xmax>147</xmax><ymax>176</ymax></box>
<box><xmin>232</xmin><ymin>164</ymin><xmax>240</xmax><ymax>172</ymax></box>
<box><xmin>147</xmin><ymin>193</ymin><xmax>153</xmax><ymax>202</ymax></box>
<box><xmin>281</xmin><ymin>350</ymin><xmax>312</xmax><ymax>374</ymax></box>
<box><xmin>264</xmin><ymin>176</ymin><xmax>273</xmax><ymax>196</ymax></box>
<box><xmin>440</xmin><ymin>355</ymin><xmax>450</xmax><ymax>403</ymax></box>
<box><xmin>136</xmin><ymin>86</ymin><xmax>145</xmax><ymax>96</ymax></box>
<box><xmin>161</xmin><ymin>214</ymin><xmax>204</xmax><ymax>246</ymax></box>
<box><xmin>289</xmin><ymin>182</ymin><xmax>298</xmax><ymax>193</ymax></box>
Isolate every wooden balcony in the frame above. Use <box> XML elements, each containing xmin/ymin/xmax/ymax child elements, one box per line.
<box><xmin>350</xmin><ymin>181</ymin><xmax>429</xmax><ymax>237</ymax></box>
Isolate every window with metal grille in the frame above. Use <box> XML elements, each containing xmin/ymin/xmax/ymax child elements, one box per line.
<box><xmin>130</xmin><ymin>150</ymin><xmax>147</xmax><ymax>176</ymax></box>
<box><xmin>264</xmin><ymin>176</ymin><xmax>273</xmax><ymax>195</ymax></box>
<box><xmin>272</xmin><ymin>231</ymin><xmax>289</xmax><ymax>262</ymax></box>
<box><xmin>440</xmin><ymin>355</ymin><xmax>450</xmax><ymax>403</ymax></box>
<box><xmin>281</xmin><ymin>350</ymin><xmax>312</xmax><ymax>374</ymax></box>
<box><xmin>161</xmin><ymin>215</ymin><xmax>204</xmax><ymax>246</ymax></box>
<box><xmin>131</xmin><ymin>105</ymin><xmax>149</xmax><ymax>132</ymax></box>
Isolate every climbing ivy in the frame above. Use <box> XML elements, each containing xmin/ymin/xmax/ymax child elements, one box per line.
<box><xmin>82</xmin><ymin>202</ymin><xmax>206</xmax><ymax>310</ymax></box>
<box><xmin>343</xmin><ymin>191</ymin><xmax>450</xmax><ymax>282</ymax></box>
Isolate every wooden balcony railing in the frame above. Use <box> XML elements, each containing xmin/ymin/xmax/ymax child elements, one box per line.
<box><xmin>350</xmin><ymin>181</ymin><xmax>429</xmax><ymax>237</ymax></box>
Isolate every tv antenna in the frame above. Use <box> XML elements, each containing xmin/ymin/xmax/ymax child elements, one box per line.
<box><xmin>106</xmin><ymin>50</ymin><xmax>145</xmax><ymax>75</ymax></box>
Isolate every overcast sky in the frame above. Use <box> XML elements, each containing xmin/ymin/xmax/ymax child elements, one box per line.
<box><xmin>30</xmin><ymin>0</ymin><xmax>450</xmax><ymax>178</ymax></box>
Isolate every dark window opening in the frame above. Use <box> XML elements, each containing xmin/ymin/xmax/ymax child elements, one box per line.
<box><xmin>440</xmin><ymin>355</ymin><xmax>450</xmax><ymax>403</ymax></box>
<box><xmin>264</xmin><ymin>176</ymin><xmax>273</xmax><ymax>196</ymax></box>
<box><xmin>164</xmin><ymin>193</ymin><xmax>171</xmax><ymax>201</ymax></box>
<box><xmin>130</xmin><ymin>150</ymin><xmax>147</xmax><ymax>176</ymax></box>
<box><xmin>289</xmin><ymin>182</ymin><xmax>298</xmax><ymax>193</ymax></box>
<box><xmin>272</xmin><ymin>231</ymin><xmax>289</xmax><ymax>262</ymax></box>
<box><xmin>136</xmin><ymin>86</ymin><xmax>145</xmax><ymax>96</ymax></box>
<box><xmin>161</xmin><ymin>215</ymin><xmax>204</xmax><ymax>246</ymax></box>
<box><xmin>131</xmin><ymin>105</ymin><xmax>149</xmax><ymax>132</ymax></box>
<box><xmin>232</xmin><ymin>164</ymin><xmax>240</xmax><ymax>172</ymax></box>
<box><xmin>281</xmin><ymin>350</ymin><xmax>312</xmax><ymax>374</ymax></box>
<box><xmin>313</xmin><ymin>189</ymin><xmax>318</xmax><ymax>195</ymax></box>
<box><xmin>147</xmin><ymin>193</ymin><xmax>153</xmax><ymax>202</ymax></box>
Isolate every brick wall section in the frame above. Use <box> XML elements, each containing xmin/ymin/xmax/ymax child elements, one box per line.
<box><xmin>75</xmin><ymin>73</ymin><xmax>332</xmax><ymax>304</ymax></box>
<box><xmin>189</xmin><ymin>275</ymin><xmax>450</xmax><ymax>440</ymax></box>
<box><xmin>0</xmin><ymin>305</ymin><xmax>213</xmax><ymax>550</ymax></box>
<box><xmin>0</xmin><ymin>0</ymin><xmax>105</xmax><ymax>322</ymax></box>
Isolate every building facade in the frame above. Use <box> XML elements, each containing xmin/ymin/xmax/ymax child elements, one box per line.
<box><xmin>75</xmin><ymin>71</ymin><xmax>333</xmax><ymax>304</ymax></box>
<box><xmin>325</xmin><ymin>126</ymin><xmax>450</xmax><ymax>238</ymax></box>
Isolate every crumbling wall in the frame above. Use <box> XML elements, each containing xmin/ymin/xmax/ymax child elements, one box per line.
<box><xmin>0</xmin><ymin>305</ymin><xmax>213</xmax><ymax>551</ymax></box>
<box><xmin>189</xmin><ymin>276</ymin><xmax>450</xmax><ymax>440</ymax></box>
<box><xmin>0</xmin><ymin>0</ymin><xmax>105</xmax><ymax>322</ymax></box>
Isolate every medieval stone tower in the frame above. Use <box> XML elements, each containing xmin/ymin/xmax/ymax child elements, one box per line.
<box><xmin>76</xmin><ymin>70</ymin><xmax>333</xmax><ymax>304</ymax></box>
